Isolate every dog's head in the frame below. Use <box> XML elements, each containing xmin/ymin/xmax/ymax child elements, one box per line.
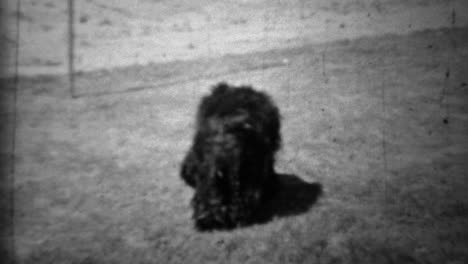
<box><xmin>191</xmin><ymin>116</ymin><xmax>265</xmax><ymax>230</ymax></box>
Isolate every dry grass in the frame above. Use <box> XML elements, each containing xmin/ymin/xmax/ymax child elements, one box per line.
<box><xmin>5</xmin><ymin>0</ymin><xmax>466</xmax><ymax>76</ymax></box>
<box><xmin>4</xmin><ymin>27</ymin><xmax>468</xmax><ymax>263</ymax></box>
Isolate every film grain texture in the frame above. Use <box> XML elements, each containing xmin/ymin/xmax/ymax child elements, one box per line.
<box><xmin>1</xmin><ymin>0</ymin><xmax>467</xmax><ymax>263</ymax></box>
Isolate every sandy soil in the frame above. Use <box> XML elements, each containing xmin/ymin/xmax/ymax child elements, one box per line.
<box><xmin>1</xmin><ymin>0</ymin><xmax>468</xmax><ymax>76</ymax></box>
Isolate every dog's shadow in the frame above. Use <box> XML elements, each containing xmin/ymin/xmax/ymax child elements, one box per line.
<box><xmin>254</xmin><ymin>173</ymin><xmax>323</xmax><ymax>224</ymax></box>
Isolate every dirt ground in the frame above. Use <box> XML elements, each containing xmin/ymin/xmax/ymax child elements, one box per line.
<box><xmin>1</xmin><ymin>0</ymin><xmax>468</xmax><ymax>263</ymax></box>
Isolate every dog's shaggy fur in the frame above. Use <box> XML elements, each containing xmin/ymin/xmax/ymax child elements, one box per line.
<box><xmin>181</xmin><ymin>82</ymin><xmax>281</xmax><ymax>230</ymax></box>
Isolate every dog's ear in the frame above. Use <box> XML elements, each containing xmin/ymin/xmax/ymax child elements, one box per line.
<box><xmin>181</xmin><ymin>149</ymin><xmax>199</xmax><ymax>188</ymax></box>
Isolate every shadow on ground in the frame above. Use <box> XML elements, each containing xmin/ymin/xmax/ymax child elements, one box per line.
<box><xmin>254</xmin><ymin>173</ymin><xmax>323</xmax><ymax>225</ymax></box>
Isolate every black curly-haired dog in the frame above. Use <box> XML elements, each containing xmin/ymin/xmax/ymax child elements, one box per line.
<box><xmin>181</xmin><ymin>82</ymin><xmax>281</xmax><ymax>230</ymax></box>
